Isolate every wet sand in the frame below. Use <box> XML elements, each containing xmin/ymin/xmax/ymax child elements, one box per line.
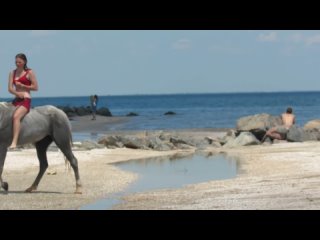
<box><xmin>70</xmin><ymin>115</ymin><xmax>130</xmax><ymax>133</ymax></box>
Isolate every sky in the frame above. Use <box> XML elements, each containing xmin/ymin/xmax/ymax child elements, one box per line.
<box><xmin>1</xmin><ymin>30</ymin><xmax>320</xmax><ymax>98</ymax></box>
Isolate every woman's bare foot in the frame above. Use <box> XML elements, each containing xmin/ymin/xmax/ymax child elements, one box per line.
<box><xmin>8</xmin><ymin>144</ymin><xmax>17</xmax><ymax>150</ymax></box>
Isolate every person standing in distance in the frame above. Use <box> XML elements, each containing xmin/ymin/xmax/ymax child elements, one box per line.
<box><xmin>91</xmin><ymin>95</ymin><xmax>98</xmax><ymax>120</ymax></box>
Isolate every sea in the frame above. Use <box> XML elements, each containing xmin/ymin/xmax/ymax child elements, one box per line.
<box><xmin>2</xmin><ymin>92</ymin><xmax>320</xmax><ymax>131</ymax></box>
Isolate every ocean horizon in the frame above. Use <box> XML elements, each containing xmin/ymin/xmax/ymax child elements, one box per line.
<box><xmin>3</xmin><ymin>90</ymin><xmax>320</xmax><ymax>98</ymax></box>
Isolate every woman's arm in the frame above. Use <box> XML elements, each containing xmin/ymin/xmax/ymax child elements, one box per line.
<box><xmin>8</xmin><ymin>71</ymin><xmax>24</xmax><ymax>98</ymax></box>
<box><xmin>23</xmin><ymin>70</ymin><xmax>38</xmax><ymax>91</ymax></box>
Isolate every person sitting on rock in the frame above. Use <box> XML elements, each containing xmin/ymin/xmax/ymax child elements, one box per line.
<box><xmin>262</xmin><ymin>107</ymin><xmax>296</xmax><ymax>141</ymax></box>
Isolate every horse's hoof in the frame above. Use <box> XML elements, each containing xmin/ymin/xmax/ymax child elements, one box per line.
<box><xmin>74</xmin><ymin>187</ymin><xmax>82</xmax><ymax>194</ymax></box>
<box><xmin>2</xmin><ymin>182</ymin><xmax>8</xmax><ymax>192</ymax></box>
<box><xmin>25</xmin><ymin>186</ymin><xmax>36</xmax><ymax>193</ymax></box>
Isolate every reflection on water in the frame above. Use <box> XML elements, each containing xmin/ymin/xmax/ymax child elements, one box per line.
<box><xmin>80</xmin><ymin>153</ymin><xmax>239</xmax><ymax>210</ymax></box>
<box><xmin>114</xmin><ymin>153</ymin><xmax>239</xmax><ymax>193</ymax></box>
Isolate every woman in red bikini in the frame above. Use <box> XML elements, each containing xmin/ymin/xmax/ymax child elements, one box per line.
<box><xmin>8</xmin><ymin>53</ymin><xmax>39</xmax><ymax>149</ymax></box>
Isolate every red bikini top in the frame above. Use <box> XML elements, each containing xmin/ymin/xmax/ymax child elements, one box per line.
<box><xmin>13</xmin><ymin>70</ymin><xmax>31</xmax><ymax>86</ymax></box>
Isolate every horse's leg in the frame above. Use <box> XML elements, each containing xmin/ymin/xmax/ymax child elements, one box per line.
<box><xmin>25</xmin><ymin>136</ymin><xmax>53</xmax><ymax>193</ymax></box>
<box><xmin>54</xmin><ymin>138</ymin><xmax>82</xmax><ymax>194</ymax></box>
<box><xmin>0</xmin><ymin>146</ymin><xmax>8</xmax><ymax>192</ymax></box>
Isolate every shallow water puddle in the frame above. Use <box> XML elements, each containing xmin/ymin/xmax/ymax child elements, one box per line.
<box><xmin>80</xmin><ymin>153</ymin><xmax>239</xmax><ymax>210</ymax></box>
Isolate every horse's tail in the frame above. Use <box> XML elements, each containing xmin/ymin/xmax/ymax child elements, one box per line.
<box><xmin>65</xmin><ymin>131</ymin><xmax>73</xmax><ymax>172</ymax></box>
<box><xmin>69</xmin><ymin>130</ymin><xmax>74</xmax><ymax>147</ymax></box>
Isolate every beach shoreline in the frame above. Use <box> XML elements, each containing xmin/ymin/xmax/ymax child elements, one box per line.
<box><xmin>2</xmin><ymin>116</ymin><xmax>320</xmax><ymax>209</ymax></box>
<box><xmin>70</xmin><ymin>115</ymin><xmax>232</xmax><ymax>133</ymax></box>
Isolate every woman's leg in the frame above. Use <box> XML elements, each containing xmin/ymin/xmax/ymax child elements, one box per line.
<box><xmin>92</xmin><ymin>107</ymin><xmax>96</xmax><ymax>120</ymax></box>
<box><xmin>9</xmin><ymin>106</ymin><xmax>28</xmax><ymax>149</ymax></box>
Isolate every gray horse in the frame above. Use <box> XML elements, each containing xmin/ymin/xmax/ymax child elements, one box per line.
<box><xmin>0</xmin><ymin>102</ymin><xmax>82</xmax><ymax>194</ymax></box>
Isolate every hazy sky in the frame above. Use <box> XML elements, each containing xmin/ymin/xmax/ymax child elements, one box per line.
<box><xmin>1</xmin><ymin>30</ymin><xmax>320</xmax><ymax>98</ymax></box>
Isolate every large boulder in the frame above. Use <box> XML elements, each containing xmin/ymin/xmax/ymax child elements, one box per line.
<box><xmin>98</xmin><ymin>136</ymin><xmax>124</xmax><ymax>148</ymax></box>
<box><xmin>117</xmin><ymin>136</ymin><xmax>149</xmax><ymax>149</ymax></box>
<box><xmin>97</xmin><ymin>107</ymin><xmax>112</xmax><ymax>116</ymax></box>
<box><xmin>147</xmin><ymin>136</ymin><xmax>175</xmax><ymax>151</ymax></box>
<box><xmin>236</xmin><ymin>113</ymin><xmax>282</xmax><ymax>131</ymax></box>
<box><xmin>287</xmin><ymin>126</ymin><xmax>319</xmax><ymax>142</ymax></box>
<box><xmin>223</xmin><ymin>132</ymin><xmax>260</xmax><ymax>148</ymax></box>
<box><xmin>80</xmin><ymin>140</ymin><xmax>105</xmax><ymax>150</ymax></box>
<box><xmin>76</xmin><ymin>106</ymin><xmax>88</xmax><ymax>116</ymax></box>
<box><xmin>304</xmin><ymin>120</ymin><xmax>320</xmax><ymax>131</ymax></box>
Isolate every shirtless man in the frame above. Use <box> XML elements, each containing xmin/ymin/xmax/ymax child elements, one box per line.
<box><xmin>262</xmin><ymin>107</ymin><xmax>295</xmax><ymax>141</ymax></box>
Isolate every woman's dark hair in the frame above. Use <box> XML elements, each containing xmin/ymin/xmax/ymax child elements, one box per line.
<box><xmin>15</xmin><ymin>53</ymin><xmax>29</xmax><ymax>70</ymax></box>
<box><xmin>286</xmin><ymin>107</ymin><xmax>293</xmax><ymax>114</ymax></box>
<box><xmin>94</xmin><ymin>95</ymin><xmax>98</xmax><ymax>100</ymax></box>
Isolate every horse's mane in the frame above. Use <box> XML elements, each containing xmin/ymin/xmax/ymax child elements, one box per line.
<box><xmin>0</xmin><ymin>102</ymin><xmax>13</xmax><ymax>109</ymax></box>
<box><xmin>0</xmin><ymin>102</ymin><xmax>14</xmax><ymax>114</ymax></box>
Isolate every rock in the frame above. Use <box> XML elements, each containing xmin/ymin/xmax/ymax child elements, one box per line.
<box><xmin>97</xmin><ymin>107</ymin><xmax>112</xmax><ymax>116</ymax></box>
<box><xmin>223</xmin><ymin>132</ymin><xmax>260</xmax><ymax>148</ymax></box>
<box><xmin>80</xmin><ymin>140</ymin><xmax>105</xmax><ymax>150</ymax></box>
<box><xmin>159</xmin><ymin>132</ymin><xmax>171</xmax><ymax>141</ymax></box>
<box><xmin>262</xmin><ymin>137</ymin><xmax>272</xmax><ymax>145</ymax></box>
<box><xmin>76</xmin><ymin>107</ymin><xmax>88</xmax><ymax>116</ymax></box>
<box><xmin>175</xmin><ymin>143</ymin><xmax>194</xmax><ymax>149</ymax></box>
<box><xmin>211</xmin><ymin>141</ymin><xmax>222</xmax><ymax>148</ymax></box>
<box><xmin>66</xmin><ymin>112</ymin><xmax>78</xmax><ymax>118</ymax></box>
<box><xmin>126</xmin><ymin>112</ymin><xmax>139</xmax><ymax>116</ymax></box>
<box><xmin>194</xmin><ymin>138</ymin><xmax>216</xmax><ymax>149</ymax></box>
<box><xmin>287</xmin><ymin>126</ymin><xmax>319</xmax><ymax>142</ymax></box>
<box><xmin>226</xmin><ymin>129</ymin><xmax>237</xmax><ymax>137</ymax></box>
<box><xmin>218</xmin><ymin>135</ymin><xmax>236</xmax><ymax>145</ymax></box>
<box><xmin>164</xmin><ymin>111</ymin><xmax>176</xmax><ymax>115</ymax></box>
<box><xmin>155</xmin><ymin>142</ymin><xmax>175</xmax><ymax>151</ymax></box>
<box><xmin>98</xmin><ymin>136</ymin><xmax>121</xmax><ymax>147</ymax></box>
<box><xmin>236</xmin><ymin>113</ymin><xmax>282</xmax><ymax>131</ymax></box>
<box><xmin>170</xmin><ymin>137</ymin><xmax>189</xmax><ymax>145</ymax></box>
<box><xmin>304</xmin><ymin>119</ymin><xmax>320</xmax><ymax>131</ymax></box>
<box><xmin>118</xmin><ymin>136</ymin><xmax>150</xmax><ymax>150</ymax></box>
<box><xmin>147</xmin><ymin>137</ymin><xmax>163</xmax><ymax>148</ymax></box>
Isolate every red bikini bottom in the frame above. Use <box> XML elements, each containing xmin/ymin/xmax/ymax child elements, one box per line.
<box><xmin>12</xmin><ymin>98</ymin><xmax>31</xmax><ymax>113</ymax></box>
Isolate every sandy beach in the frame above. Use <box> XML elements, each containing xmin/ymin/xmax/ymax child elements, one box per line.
<box><xmin>1</xmin><ymin>147</ymin><xmax>188</xmax><ymax>210</ymax></box>
<box><xmin>2</xmin><ymin>115</ymin><xmax>320</xmax><ymax>209</ymax></box>
<box><xmin>114</xmin><ymin>141</ymin><xmax>320</xmax><ymax>210</ymax></box>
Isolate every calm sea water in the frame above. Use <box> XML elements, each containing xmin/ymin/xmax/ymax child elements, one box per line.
<box><xmin>2</xmin><ymin>92</ymin><xmax>320</xmax><ymax>130</ymax></box>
